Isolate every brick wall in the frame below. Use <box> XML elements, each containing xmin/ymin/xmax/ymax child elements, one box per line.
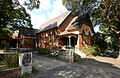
<box><xmin>0</xmin><ymin>67</ymin><xmax>21</xmax><ymax>78</ymax></box>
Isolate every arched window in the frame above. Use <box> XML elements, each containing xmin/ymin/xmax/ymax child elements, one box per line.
<box><xmin>52</xmin><ymin>31</ymin><xmax>55</xmax><ymax>38</ymax></box>
<box><xmin>51</xmin><ymin>31</ymin><xmax>55</xmax><ymax>40</ymax></box>
<box><xmin>88</xmin><ymin>32</ymin><xmax>91</xmax><ymax>44</ymax></box>
<box><xmin>55</xmin><ymin>30</ymin><xmax>58</xmax><ymax>35</ymax></box>
<box><xmin>82</xmin><ymin>29</ymin><xmax>85</xmax><ymax>42</ymax></box>
<box><xmin>86</xmin><ymin>29</ymin><xmax>87</xmax><ymax>32</ymax></box>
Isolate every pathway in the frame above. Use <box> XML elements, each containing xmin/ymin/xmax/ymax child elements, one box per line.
<box><xmin>29</xmin><ymin>53</ymin><xmax>120</xmax><ymax>78</ymax></box>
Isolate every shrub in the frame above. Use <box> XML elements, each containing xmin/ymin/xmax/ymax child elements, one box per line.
<box><xmin>93</xmin><ymin>46</ymin><xmax>101</xmax><ymax>56</ymax></box>
<box><xmin>3</xmin><ymin>53</ymin><xmax>19</xmax><ymax>68</ymax></box>
<box><xmin>82</xmin><ymin>45</ymin><xmax>101</xmax><ymax>56</ymax></box>
<box><xmin>37</xmin><ymin>48</ymin><xmax>50</xmax><ymax>55</ymax></box>
<box><xmin>74</xmin><ymin>53</ymin><xmax>80</xmax><ymax>61</ymax></box>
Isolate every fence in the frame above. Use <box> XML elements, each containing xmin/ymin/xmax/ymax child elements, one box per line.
<box><xmin>0</xmin><ymin>48</ymin><xmax>33</xmax><ymax>78</ymax></box>
<box><xmin>0</xmin><ymin>67</ymin><xmax>21</xmax><ymax>78</ymax></box>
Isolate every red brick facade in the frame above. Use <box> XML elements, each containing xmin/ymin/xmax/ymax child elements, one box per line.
<box><xmin>36</xmin><ymin>12</ymin><xmax>94</xmax><ymax>51</ymax></box>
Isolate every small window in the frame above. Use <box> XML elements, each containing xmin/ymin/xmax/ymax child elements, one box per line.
<box><xmin>46</xmin><ymin>33</ymin><xmax>48</xmax><ymax>37</ymax></box>
<box><xmin>50</xmin><ymin>32</ymin><xmax>52</xmax><ymax>35</ymax></box>
<box><xmin>55</xmin><ymin>30</ymin><xmax>57</xmax><ymax>35</ymax></box>
<box><xmin>82</xmin><ymin>30</ymin><xmax>85</xmax><ymax>42</ymax></box>
<box><xmin>88</xmin><ymin>32</ymin><xmax>91</xmax><ymax>44</ymax></box>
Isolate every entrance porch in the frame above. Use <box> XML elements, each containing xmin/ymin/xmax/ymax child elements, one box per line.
<box><xmin>56</xmin><ymin>31</ymin><xmax>86</xmax><ymax>58</ymax></box>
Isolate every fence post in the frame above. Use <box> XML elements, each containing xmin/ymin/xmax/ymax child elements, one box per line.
<box><xmin>19</xmin><ymin>48</ymin><xmax>33</xmax><ymax>75</ymax></box>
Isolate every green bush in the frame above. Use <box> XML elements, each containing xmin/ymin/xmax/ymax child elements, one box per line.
<box><xmin>37</xmin><ymin>48</ymin><xmax>50</xmax><ymax>55</ymax></box>
<box><xmin>82</xmin><ymin>45</ymin><xmax>101</xmax><ymax>56</ymax></box>
<box><xmin>93</xmin><ymin>46</ymin><xmax>101</xmax><ymax>56</ymax></box>
<box><xmin>3</xmin><ymin>53</ymin><xmax>19</xmax><ymax>68</ymax></box>
<box><xmin>74</xmin><ymin>53</ymin><xmax>80</xmax><ymax>61</ymax></box>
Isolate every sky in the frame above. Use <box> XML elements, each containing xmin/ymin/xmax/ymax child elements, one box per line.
<box><xmin>20</xmin><ymin>0</ymin><xmax>67</xmax><ymax>29</ymax></box>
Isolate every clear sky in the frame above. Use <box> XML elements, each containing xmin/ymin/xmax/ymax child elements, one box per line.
<box><xmin>20</xmin><ymin>0</ymin><xmax>67</xmax><ymax>29</ymax></box>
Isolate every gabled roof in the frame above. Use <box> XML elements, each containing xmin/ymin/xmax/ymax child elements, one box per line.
<box><xmin>37</xmin><ymin>11</ymin><xmax>71</xmax><ymax>33</ymax></box>
<box><xmin>65</xmin><ymin>16</ymin><xmax>78</xmax><ymax>31</ymax></box>
<box><xmin>66</xmin><ymin>14</ymin><xmax>93</xmax><ymax>31</ymax></box>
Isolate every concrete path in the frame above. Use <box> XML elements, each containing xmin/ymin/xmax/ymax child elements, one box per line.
<box><xmin>29</xmin><ymin>54</ymin><xmax>120</xmax><ymax>78</ymax></box>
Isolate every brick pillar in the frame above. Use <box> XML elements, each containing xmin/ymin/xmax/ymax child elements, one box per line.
<box><xmin>79</xmin><ymin>35</ymin><xmax>83</xmax><ymax>50</ymax></box>
<box><xmin>77</xmin><ymin>35</ymin><xmax>83</xmax><ymax>51</ymax></box>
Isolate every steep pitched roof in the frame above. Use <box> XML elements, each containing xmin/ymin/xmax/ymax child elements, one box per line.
<box><xmin>37</xmin><ymin>11</ymin><xmax>71</xmax><ymax>33</ymax></box>
<box><xmin>66</xmin><ymin>14</ymin><xmax>93</xmax><ymax>31</ymax></box>
<box><xmin>65</xmin><ymin>16</ymin><xmax>78</xmax><ymax>31</ymax></box>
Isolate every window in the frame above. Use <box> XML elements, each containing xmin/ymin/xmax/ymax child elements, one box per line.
<box><xmin>82</xmin><ymin>30</ymin><xmax>85</xmax><ymax>42</ymax></box>
<box><xmin>55</xmin><ymin>30</ymin><xmax>57</xmax><ymax>35</ymax></box>
<box><xmin>46</xmin><ymin>33</ymin><xmax>48</xmax><ymax>37</ymax></box>
<box><xmin>88</xmin><ymin>32</ymin><xmax>91</xmax><ymax>44</ymax></box>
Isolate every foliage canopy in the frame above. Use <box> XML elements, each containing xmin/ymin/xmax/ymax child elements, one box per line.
<box><xmin>0</xmin><ymin>0</ymin><xmax>40</xmax><ymax>37</ymax></box>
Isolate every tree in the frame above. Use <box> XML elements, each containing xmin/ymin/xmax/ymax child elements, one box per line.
<box><xmin>93</xmin><ymin>32</ymin><xmax>107</xmax><ymax>54</ymax></box>
<box><xmin>0</xmin><ymin>0</ymin><xmax>40</xmax><ymax>37</ymax></box>
<box><xmin>62</xmin><ymin>0</ymin><xmax>120</xmax><ymax>58</ymax></box>
<box><xmin>0</xmin><ymin>28</ymin><xmax>13</xmax><ymax>38</ymax></box>
<box><xmin>23</xmin><ymin>0</ymin><xmax>40</xmax><ymax>10</ymax></box>
<box><xmin>0</xmin><ymin>0</ymin><xmax>40</xmax><ymax>28</ymax></box>
<box><xmin>62</xmin><ymin>0</ymin><xmax>99</xmax><ymax>16</ymax></box>
<box><xmin>0</xmin><ymin>0</ymin><xmax>32</xmax><ymax>28</ymax></box>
